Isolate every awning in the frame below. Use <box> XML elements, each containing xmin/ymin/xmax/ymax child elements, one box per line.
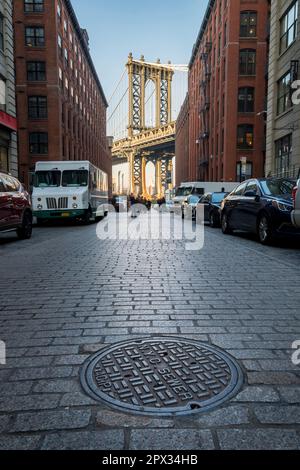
<box><xmin>0</xmin><ymin>111</ymin><xmax>17</xmax><ymax>132</ymax></box>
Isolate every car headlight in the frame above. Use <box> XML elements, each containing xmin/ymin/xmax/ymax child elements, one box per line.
<box><xmin>37</xmin><ymin>204</ymin><xmax>43</xmax><ymax>210</ymax></box>
<box><xmin>72</xmin><ymin>203</ymin><xmax>78</xmax><ymax>209</ymax></box>
<box><xmin>272</xmin><ymin>200</ymin><xmax>292</xmax><ymax>212</ymax></box>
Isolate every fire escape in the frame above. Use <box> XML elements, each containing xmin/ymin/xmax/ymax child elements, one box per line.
<box><xmin>198</xmin><ymin>42</ymin><xmax>212</xmax><ymax>180</ymax></box>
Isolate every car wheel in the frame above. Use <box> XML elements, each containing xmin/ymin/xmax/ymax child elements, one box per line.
<box><xmin>82</xmin><ymin>207</ymin><xmax>92</xmax><ymax>225</ymax></box>
<box><xmin>221</xmin><ymin>213</ymin><xmax>232</xmax><ymax>235</ymax></box>
<box><xmin>257</xmin><ymin>214</ymin><xmax>273</xmax><ymax>245</ymax></box>
<box><xmin>17</xmin><ymin>212</ymin><xmax>33</xmax><ymax>240</ymax></box>
<box><xmin>209</xmin><ymin>212</ymin><xmax>218</xmax><ymax>228</ymax></box>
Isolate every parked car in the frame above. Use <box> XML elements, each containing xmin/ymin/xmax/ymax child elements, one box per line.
<box><xmin>291</xmin><ymin>178</ymin><xmax>300</xmax><ymax>228</ymax></box>
<box><xmin>173</xmin><ymin>181</ymin><xmax>238</xmax><ymax>212</ymax></box>
<box><xmin>221</xmin><ymin>177</ymin><xmax>300</xmax><ymax>244</ymax></box>
<box><xmin>0</xmin><ymin>171</ymin><xmax>33</xmax><ymax>240</ymax></box>
<box><xmin>182</xmin><ymin>192</ymin><xmax>228</xmax><ymax>226</ymax></box>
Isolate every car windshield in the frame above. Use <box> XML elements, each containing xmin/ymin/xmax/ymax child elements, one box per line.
<box><xmin>34</xmin><ymin>171</ymin><xmax>61</xmax><ymax>188</ymax></box>
<box><xmin>176</xmin><ymin>187</ymin><xmax>193</xmax><ymax>197</ymax></box>
<box><xmin>62</xmin><ymin>170</ymin><xmax>88</xmax><ymax>187</ymax></box>
<box><xmin>260</xmin><ymin>179</ymin><xmax>295</xmax><ymax>197</ymax></box>
<box><xmin>189</xmin><ymin>196</ymin><xmax>200</xmax><ymax>204</ymax></box>
<box><xmin>212</xmin><ymin>193</ymin><xmax>228</xmax><ymax>204</ymax></box>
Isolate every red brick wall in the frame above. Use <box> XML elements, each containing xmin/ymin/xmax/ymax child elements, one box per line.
<box><xmin>186</xmin><ymin>0</ymin><xmax>269</xmax><ymax>183</ymax></box>
<box><xmin>175</xmin><ymin>94</ymin><xmax>189</xmax><ymax>186</ymax></box>
<box><xmin>14</xmin><ymin>0</ymin><xmax>111</xmax><ymax>189</ymax></box>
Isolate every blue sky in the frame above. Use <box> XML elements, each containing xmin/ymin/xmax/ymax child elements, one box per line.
<box><xmin>71</xmin><ymin>0</ymin><xmax>206</xmax><ymax>100</ymax></box>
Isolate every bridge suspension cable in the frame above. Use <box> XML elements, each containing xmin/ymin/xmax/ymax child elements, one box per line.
<box><xmin>108</xmin><ymin>68</ymin><xmax>127</xmax><ymax>104</ymax></box>
<box><xmin>107</xmin><ymin>87</ymin><xmax>129</xmax><ymax>123</ymax></box>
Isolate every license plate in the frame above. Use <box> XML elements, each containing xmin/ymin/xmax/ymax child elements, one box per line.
<box><xmin>61</xmin><ymin>213</ymin><xmax>70</xmax><ymax>217</ymax></box>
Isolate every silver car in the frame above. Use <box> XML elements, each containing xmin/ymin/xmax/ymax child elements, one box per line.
<box><xmin>292</xmin><ymin>179</ymin><xmax>300</xmax><ymax>228</ymax></box>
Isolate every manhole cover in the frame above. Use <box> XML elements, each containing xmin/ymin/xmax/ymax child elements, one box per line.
<box><xmin>80</xmin><ymin>337</ymin><xmax>244</xmax><ymax>416</ymax></box>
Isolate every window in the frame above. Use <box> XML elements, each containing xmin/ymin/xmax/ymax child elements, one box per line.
<box><xmin>59</xmin><ymin>67</ymin><xmax>63</xmax><ymax>88</ymax></box>
<box><xmin>0</xmin><ymin>79</ymin><xmax>5</xmax><ymax>111</ymax></box>
<box><xmin>64</xmin><ymin>48</ymin><xmax>68</xmax><ymax>65</ymax></box>
<box><xmin>224</xmin><ymin>22</ymin><xmax>227</xmax><ymax>46</ymax></box>
<box><xmin>239</xmin><ymin>49</ymin><xmax>256</xmax><ymax>75</ymax></box>
<box><xmin>238</xmin><ymin>87</ymin><xmax>255</xmax><ymax>113</ymax></box>
<box><xmin>1</xmin><ymin>174</ymin><xmax>18</xmax><ymax>192</ymax></box>
<box><xmin>28</xmin><ymin>96</ymin><xmax>47</xmax><ymax>119</ymax></box>
<box><xmin>261</xmin><ymin>178</ymin><xmax>295</xmax><ymax>196</ymax></box>
<box><xmin>0</xmin><ymin>175</ymin><xmax>6</xmax><ymax>191</ymax></box>
<box><xmin>34</xmin><ymin>171</ymin><xmax>61</xmax><ymax>187</ymax></box>
<box><xmin>240</xmin><ymin>11</ymin><xmax>257</xmax><ymax>37</ymax></box>
<box><xmin>25</xmin><ymin>26</ymin><xmax>45</xmax><ymax>47</ymax></box>
<box><xmin>280</xmin><ymin>1</ymin><xmax>298</xmax><ymax>54</ymax></box>
<box><xmin>277</xmin><ymin>71</ymin><xmax>292</xmax><ymax>114</ymax></box>
<box><xmin>246</xmin><ymin>180</ymin><xmax>259</xmax><ymax>194</ymax></box>
<box><xmin>57</xmin><ymin>2</ymin><xmax>61</xmax><ymax>18</ymax></box>
<box><xmin>237</xmin><ymin>124</ymin><xmax>254</xmax><ymax>149</ymax></box>
<box><xmin>27</xmin><ymin>61</ymin><xmax>46</xmax><ymax>81</ymax></box>
<box><xmin>24</xmin><ymin>0</ymin><xmax>44</xmax><ymax>13</ymax></box>
<box><xmin>0</xmin><ymin>15</ymin><xmax>4</xmax><ymax>51</ymax></box>
<box><xmin>275</xmin><ymin>134</ymin><xmax>292</xmax><ymax>176</ymax></box>
<box><xmin>29</xmin><ymin>132</ymin><xmax>48</xmax><ymax>154</ymax></box>
<box><xmin>62</xmin><ymin>170</ymin><xmax>88</xmax><ymax>187</ymax></box>
<box><xmin>236</xmin><ymin>163</ymin><xmax>253</xmax><ymax>182</ymax></box>
<box><xmin>233</xmin><ymin>181</ymin><xmax>248</xmax><ymax>195</ymax></box>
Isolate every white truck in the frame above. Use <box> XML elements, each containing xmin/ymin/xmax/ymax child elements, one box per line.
<box><xmin>292</xmin><ymin>178</ymin><xmax>300</xmax><ymax>228</ymax></box>
<box><xmin>173</xmin><ymin>181</ymin><xmax>239</xmax><ymax>209</ymax></box>
<box><xmin>32</xmin><ymin>161</ymin><xmax>109</xmax><ymax>224</ymax></box>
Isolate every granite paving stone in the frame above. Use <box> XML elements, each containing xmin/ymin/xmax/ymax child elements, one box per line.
<box><xmin>0</xmin><ymin>216</ymin><xmax>299</xmax><ymax>450</ymax></box>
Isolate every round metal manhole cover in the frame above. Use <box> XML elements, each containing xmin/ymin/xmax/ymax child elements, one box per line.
<box><xmin>80</xmin><ymin>337</ymin><xmax>244</xmax><ymax>416</ymax></box>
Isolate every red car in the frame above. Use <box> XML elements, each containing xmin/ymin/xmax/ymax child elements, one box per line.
<box><xmin>0</xmin><ymin>171</ymin><xmax>33</xmax><ymax>240</ymax></box>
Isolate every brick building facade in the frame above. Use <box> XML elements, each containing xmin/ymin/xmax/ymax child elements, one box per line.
<box><xmin>0</xmin><ymin>0</ymin><xmax>18</xmax><ymax>176</ymax></box>
<box><xmin>176</xmin><ymin>0</ymin><xmax>269</xmax><ymax>185</ymax></box>
<box><xmin>13</xmin><ymin>0</ymin><xmax>111</xmax><ymax>189</ymax></box>
<box><xmin>266</xmin><ymin>0</ymin><xmax>300</xmax><ymax>179</ymax></box>
<box><xmin>175</xmin><ymin>94</ymin><xmax>189</xmax><ymax>186</ymax></box>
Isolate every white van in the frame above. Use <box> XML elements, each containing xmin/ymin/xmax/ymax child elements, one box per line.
<box><xmin>173</xmin><ymin>182</ymin><xmax>239</xmax><ymax>208</ymax></box>
<box><xmin>32</xmin><ymin>161</ymin><xmax>108</xmax><ymax>223</ymax></box>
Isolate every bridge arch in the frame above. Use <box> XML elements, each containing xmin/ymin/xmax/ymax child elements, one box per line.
<box><xmin>145</xmin><ymin>79</ymin><xmax>156</xmax><ymax>129</ymax></box>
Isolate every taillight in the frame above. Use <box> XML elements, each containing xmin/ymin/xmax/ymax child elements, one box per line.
<box><xmin>292</xmin><ymin>186</ymin><xmax>298</xmax><ymax>208</ymax></box>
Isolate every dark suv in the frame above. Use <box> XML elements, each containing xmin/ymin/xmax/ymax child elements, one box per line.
<box><xmin>0</xmin><ymin>172</ymin><xmax>33</xmax><ymax>240</ymax></box>
<box><xmin>221</xmin><ymin>178</ymin><xmax>300</xmax><ymax>244</ymax></box>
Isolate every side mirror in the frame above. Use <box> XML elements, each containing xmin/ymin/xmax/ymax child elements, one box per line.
<box><xmin>244</xmin><ymin>190</ymin><xmax>256</xmax><ymax>198</ymax></box>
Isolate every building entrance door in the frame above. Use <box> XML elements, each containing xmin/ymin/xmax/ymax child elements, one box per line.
<box><xmin>0</xmin><ymin>145</ymin><xmax>8</xmax><ymax>172</ymax></box>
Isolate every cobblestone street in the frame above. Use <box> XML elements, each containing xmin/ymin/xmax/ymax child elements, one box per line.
<box><xmin>0</xmin><ymin>213</ymin><xmax>300</xmax><ymax>450</ymax></box>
